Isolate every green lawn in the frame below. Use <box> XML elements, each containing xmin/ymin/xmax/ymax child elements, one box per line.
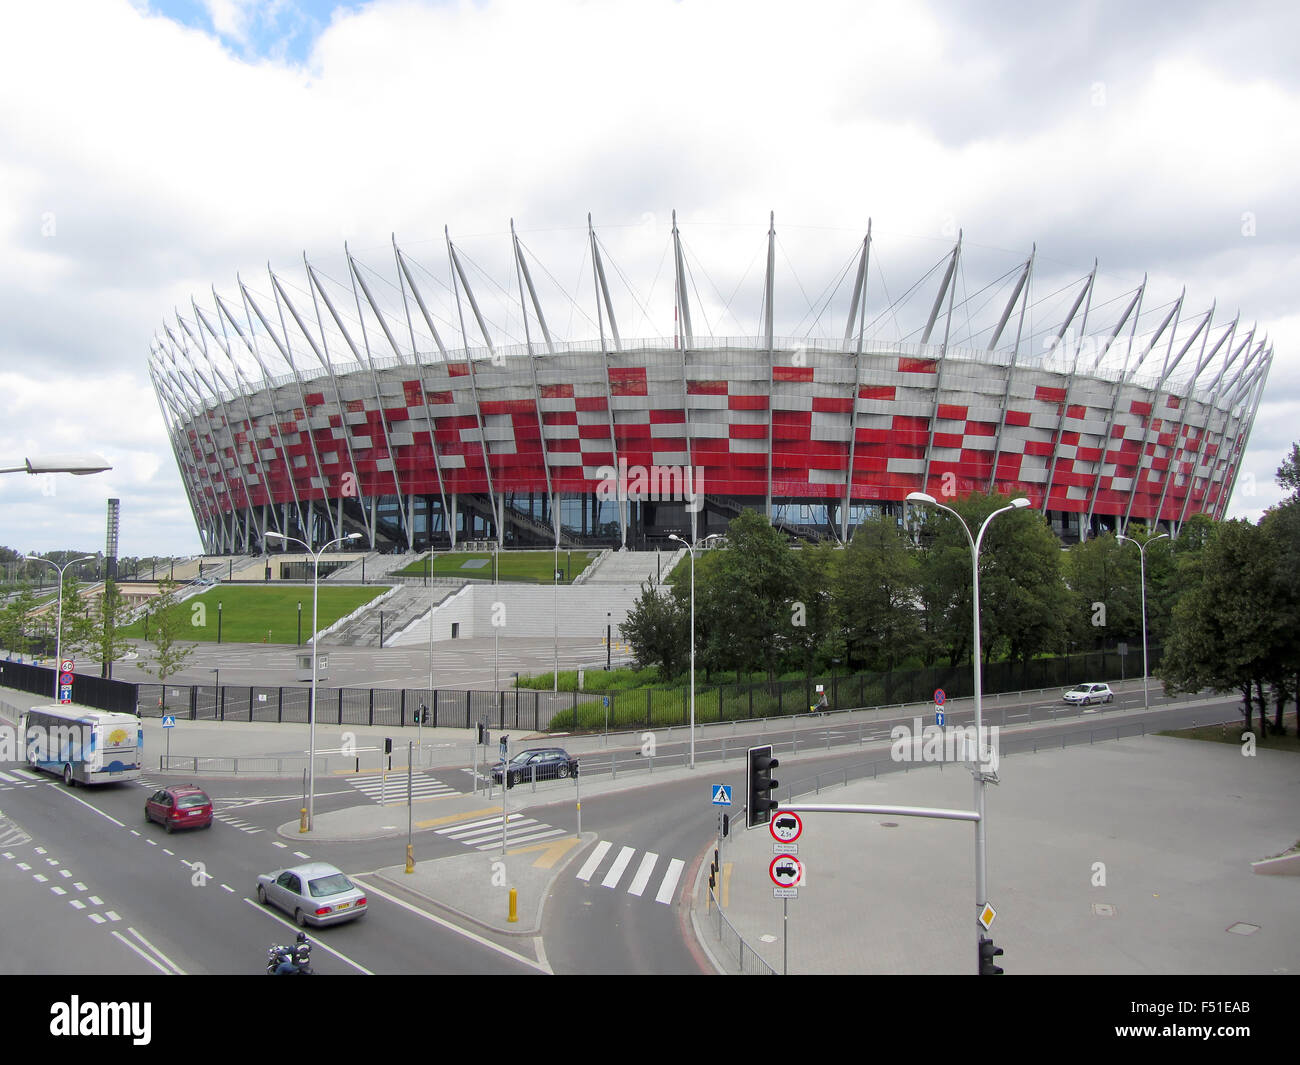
<box><xmin>1159</xmin><ymin>711</ymin><xmax>1299</xmax><ymax>753</ymax></box>
<box><xmin>395</xmin><ymin>549</ymin><xmax>601</xmax><ymax>583</ymax></box>
<box><xmin>123</xmin><ymin>586</ymin><xmax>386</xmax><ymax>645</ymax></box>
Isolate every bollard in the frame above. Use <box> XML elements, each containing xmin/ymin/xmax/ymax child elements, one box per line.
<box><xmin>508</xmin><ymin>887</ymin><xmax>518</xmax><ymax>923</ymax></box>
<box><xmin>405</xmin><ymin>844</ymin><xmax>415</xmax><ymax>874</ymax></box>
<box><xmin>299</xmin><ymin>807</ymin><xmax>308</xmax><ymax>833</ymax></box>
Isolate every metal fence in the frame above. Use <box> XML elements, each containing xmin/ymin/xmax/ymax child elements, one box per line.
<box><xmin>704</xmin><ymin>881</ymin><xmax>779</xmax><ymax>976</ymax></box>
<box><xmin>0</xmin><ymin>658</ymin><xmax>139</xmax><ymax>714</ymax></box>
<box><xmin>2</xmin><ymin>643</ymin><xmax>1163</xmax><ymax>735</ymax></box>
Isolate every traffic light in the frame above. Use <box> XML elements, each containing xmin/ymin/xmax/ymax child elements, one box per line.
<box><xmin>978</xmin><ymin>936</ymin><xmax>1004</xmax><ymax>975</ymax></box>
<box><xmin>746</xmin><ymin>744</ymin><xmax>780</xmax><ymax>829</ymax></box>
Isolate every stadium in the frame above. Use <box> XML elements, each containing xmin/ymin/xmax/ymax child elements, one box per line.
<box><xmin>150</xmin><ymin>215</ymin><xmax>1272</xmax><ymax>554</ymax></box>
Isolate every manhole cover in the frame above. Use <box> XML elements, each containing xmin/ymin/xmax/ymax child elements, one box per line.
<box><xmin>880</xmin><ymin>822</ymin><xmax>899</xmax><ymax>828</ymax></box>
<box><xmin>1092</xmin><ymin>903</ymin><xmax>1115</xmax><ymax>917</ymax></box>
<box><xmin>759</xmin><ymin>934</ymin><xmax>778</xmax><ymax>944</ymax></box>
<box><xmin>1226</xmin><ymin>922</ymin><xmax>1260</xmax><ymax>936</ymax></box>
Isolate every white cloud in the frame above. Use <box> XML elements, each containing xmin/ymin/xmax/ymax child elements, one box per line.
<box><xmin>0</xmin><ymin>0</ymin><xmax>1295</xmax><ymax>553</ymax></box>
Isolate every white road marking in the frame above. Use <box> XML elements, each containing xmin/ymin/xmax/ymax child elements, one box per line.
<box><xmin>129</xmin><ymin>927</ymin><xmax>185</xmax><ymax>974</ymax></box>
<box><xmin>49</xmin><ymin>788</ymin><xmax>125</xmax><ymax>828</ymax></box>
<box><xmin>74</xmin><ymin>882</ymin><xmax>86</xmax><ymax>890</ymax></box>
<box><xmin>163</xmin><ymin>849</ymin><xmax>174</xmax><ymax>856</ymax></box>
<box><xmin>33</xmin><ymin>874</ymin><xmax>47</xmax><ymax>883</ymax></box>
<box><xmin>576</xmin><ymin>841</ymin><xmax>613</xmax><ymax>883</ymax></box>
<box><xmin>293</xmin><ymin>851</ymin><xmax>310</xmax><ymax>859</ymax></box>
<box><xmin>241</xmin><ymin>898</ymin><xmax>374</xmax><ymax>975</ymax></box>
<box><xmin>90</xmin><ymin>895</ymin><xmax>103</xmax><ymax>905</ymax></box>
<box><xmin>601</xmin><ymin>846</ymin><xmax>636</xmax><ymax>888</ymax></box>
<box><xmin>111</xmin><ymin>930</ymin><xmax>171</xmax><ymax>975</ymax></box>
<box><xmin>351</xmin><ymin>880</ymin><xmax>550</xmax><ymax>975</ymax></box>
<box><xmin>221</xmin><ymin>884</ymin><xmax>234</xmax><ymax>893</ymax></box>
<box><xmin>627</xmin><ymin>852</ymin><xmax>659</xmax><ymax>897</ymax></box>
<box><xmin>69</xmin><ymin>899</ymin><xmax>85</xmax><ymax>910</ymax></box>
<box><xmin>106</xmin><ymin>911</ymin><xmax>121</xmax><ymax>921</ymax></box>
<box><xmin>89</xmin><ymin>914</ymin><xmax>105</xmax><ymax>924</ymax></box>
<box><xmin>17</xmin><ymin>863</ymin><xmax>30</xmax><ymax>871</ymax></box>
<box><xmin>655</xmin><ymin>859</ymin><xmax>685</xmax><ymax>905</ymax></box>
<box><xmin>51</xmin><ymin>886</ymin><xmax>66</xmax><ymax>896</ymax></box>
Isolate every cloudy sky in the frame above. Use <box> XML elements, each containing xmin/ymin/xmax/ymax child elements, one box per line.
<box><xmin>1</xmin><ymin>0</ymin><xmax>1296</xmax><ymax>558</ymax></box>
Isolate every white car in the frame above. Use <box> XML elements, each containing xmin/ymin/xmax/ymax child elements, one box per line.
<box><xmin>1063</xmin><ymin>682</ymin><xmax>1113</xmax><ymax>706</ymax></box>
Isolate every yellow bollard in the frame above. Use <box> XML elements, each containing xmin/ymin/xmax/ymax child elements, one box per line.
<box><xmin>299</xmin><ymin>807</ymin><xmax>308</xmax><ymax>833</ymax></box>
<box><xmin>508</xmin><ymin>887</ymin><xmax>518</xmax><ymax>923</ymax></box>
<box><xmin>405</xmin><ymin>844</ymin><xmax>415</xmax><ymax>874</ymax></box>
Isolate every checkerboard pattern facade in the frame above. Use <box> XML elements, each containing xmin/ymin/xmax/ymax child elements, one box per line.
<box><xmin>164</xmin><ymin>339</ymin><xmax>1249</xmax><ymax>547</ymax></box>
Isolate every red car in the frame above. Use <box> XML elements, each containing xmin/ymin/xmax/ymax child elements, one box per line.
<box><xmin>145</xmin><ymin>785</ymin><xmax>214</xmax><ymax>833</ymax></box>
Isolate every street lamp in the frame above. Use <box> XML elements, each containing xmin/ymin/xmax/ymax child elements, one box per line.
<box><xmin>265</xmin><ymin>529</ymin><xmax>361</xmax><ymax>831</ymax></box>
<box><xmin>1117</xmin><ymin>531</ymin><xmax>1170</xmax><ymax>712</ymax></box>
<box><xmin>668</xmin><ymin>530</ymin><xmax>722</xmax><ymax>769</ymax></box>
<box><xmin>1</xmin><ymin>454</ymin><xmax>112</xmax><ymax>476</ymax></box>
<box><xmin>906</xmin><ymin>491</ymin><xmax>1028</xmax><ymax>969</ymax></box>
<box><xmin>24</xmin><ymin>554</ymin><xmax>96</xmax><ymax>701</ymax></box>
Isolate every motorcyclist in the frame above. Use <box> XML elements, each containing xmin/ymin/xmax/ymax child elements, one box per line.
<box><xmin>271</xmin><ymin>932</ymin><xmax>312</xmax><ymax>974</ymax></box>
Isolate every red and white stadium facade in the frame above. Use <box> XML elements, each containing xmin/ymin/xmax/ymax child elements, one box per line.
<box><xmin>150</xmin><ymin>216</ymin><xmax>1272</xmax><ymax>554</ymax></box>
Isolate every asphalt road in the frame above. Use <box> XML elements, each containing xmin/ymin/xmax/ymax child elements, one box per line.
<box><xmin>0</xmin><ymin>768</ymin><xmax>540</xmax><ymax>975</ymax></box>
<box><xmin>0</xmin><ymin>693</ymin><xmax>1246</xmax><ymax>976</ymax></box>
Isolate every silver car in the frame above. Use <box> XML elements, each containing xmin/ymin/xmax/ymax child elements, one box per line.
<box><xmin>1063</xmin><ymin>682</ymin><xmax>1114</xmax><ymax>706</ymax></box>
<box><xmin>256</xmin><ymin>862</ymin><xmax>368</xmax><ymax>928</ymax></box>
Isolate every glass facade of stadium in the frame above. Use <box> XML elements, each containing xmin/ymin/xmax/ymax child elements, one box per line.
<box><xmin>149</xmin><ymin>223</ymin><xmax>1271</xmax><ymax>554</ymax></box>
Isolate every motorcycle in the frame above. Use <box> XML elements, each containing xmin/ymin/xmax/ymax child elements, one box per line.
<box><xmin>266</xmin><ymin>932</ymin><xmax>314</xmax><ymax>974</ymax></box>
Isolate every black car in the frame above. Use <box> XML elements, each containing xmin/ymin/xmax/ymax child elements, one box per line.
<box><xmin>491</xmin><ymin>747</ymin><xmax>579</xmax><ymax>787</ymax></box>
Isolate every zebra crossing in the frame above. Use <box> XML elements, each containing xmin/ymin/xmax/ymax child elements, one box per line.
<box><xmin>434</xmin><ymin>812</ymin><xmax>567</xmax><ymax>850</ymax></box>
<box><xmin>575</xmin><ymin>841</ymin><xmax>686</xmax><ymax>906</ymax></box>
<box><xmin>211</xmin><ymin>811</ymin><xmax>263</xmax><ymax>835</ymax></box>
<box><xmin>346</xmin><ymin>772</ymin><xmax>458</xmax><ymax>804</ymax></box>
<box><xmin>0</xmin><ymin>769</ymin><xmax>43</xmax><ymax>789</ymax></box>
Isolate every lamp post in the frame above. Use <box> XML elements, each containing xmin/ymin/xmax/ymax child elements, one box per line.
<box><xmin>906</xmin><ymin>491</ymin><xmax>1028</xmax><ymax>969</ymax></box>
<box><xmin>1</xmin><ymin>454</ymin><xmax>111</xmax><ymax>476</ymax></box>
<box><xmin>24</xmin><ymin>554</ymin><xmax>95</xmax><ymax>701</ymax></box>
<box><xmin>1117</xmin><ymin>531</ymin><xmax>1169</xmax><ymax>711</ymax></box>
<box><xmin>265</xmin><ymin>530</ymin><xmax>361</xmax><ymax>830</ymax></box>
<box><xmin>668</xmin><ymin>531</ymin><xmax>722</xmax><ymax>770</ymax></box>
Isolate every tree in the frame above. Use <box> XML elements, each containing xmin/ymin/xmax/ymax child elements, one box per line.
<box><xmin>836</xmin><ymin>516</ymin><xmax>920</xmax><ymax>672</ymax></box>
<box><xmin>914</xmin><ymin>493</ymin><xmax>1069</xmax><ymax>667</ymax></box>
<box><xmin>979</xmin><ymin>504</ymin><xmax>1070</xmax><ymax>666</ymax></box>
<box><xmin>0</xmin><ymin>584</ymin><xmax>43</xmax><ymax>657</ymax></box>
<box><xmin>621</xmin><ymin>581</ymin><xmax>689</xmax><ymax>679</ymax></box>
<box><xmin>690</xmin><ymin>512</ymin><xmax>801</xmax><ymax>681</ymax></box>
<box><xmin>88</xmin><ymin>580</ymin><xmax>138</xmax><ymax>680</ymax></box>
<box><xmin>1160</xmin><ymin>520</ymin><xmax>1278</xmax><ymax>734</ymax></box>
<box><xmin>137</xmin><ymin>579</ymin><xmax>197</xmax><ymax>710</ymax></box>
<box><xmin>1276</xmin><ymin>442</ymin><xmax>1300</xmax><ymax>503</ymax></box>
<box><xmin>1260</xmin><ymin>497</ymin><xmax>1300</xmax><ymax>734</ymax></box>
<box><xmin>1064</xmin><ymin>532</ymin><xmax>1140</xmax><ymax>652</ymax></box>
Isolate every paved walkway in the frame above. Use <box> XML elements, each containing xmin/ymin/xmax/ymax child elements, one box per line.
<box><xmin>694</xmin><ymin>733</ymin><xmax>1300</xmax><ymax>975</ymax></box>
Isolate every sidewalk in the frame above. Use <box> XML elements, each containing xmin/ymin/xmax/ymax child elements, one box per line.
<box><xmin>692</xmin><ymin>731</ymin><xmax>1300</xmax><ymax>975</ymax></box>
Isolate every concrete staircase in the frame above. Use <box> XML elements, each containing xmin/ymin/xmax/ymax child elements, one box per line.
<box><xmin>583</xmin><ymin>548</ymin><xmax>683</xmax><ymax>587</ymax></box>
<box><xmin>319</xmin><ymin>584</ymin><xmax>458</xmax><ymax>647</ymax></box>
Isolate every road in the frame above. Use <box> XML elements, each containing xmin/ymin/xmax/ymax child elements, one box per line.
<box><xmin>0</xmin><ymin>692</ymin><xmax>1245</xmax><ymax>975</ymax></box>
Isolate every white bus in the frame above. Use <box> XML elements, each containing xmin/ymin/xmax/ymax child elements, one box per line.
<box><xmin>19</xmin><ymin>704</ymin><xmax>143</xmax><ymax>786</ymax></box>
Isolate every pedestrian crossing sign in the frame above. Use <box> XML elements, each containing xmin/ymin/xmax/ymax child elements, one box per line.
<box><xmin>162</xmin><ymin>715</ymin><xmax>176</xmax><ymax>728</ymax></box>
<box><xmin>712</xmin><ymin>785</ymin><xmax>732</xmax><ymax>806</ymax></box>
